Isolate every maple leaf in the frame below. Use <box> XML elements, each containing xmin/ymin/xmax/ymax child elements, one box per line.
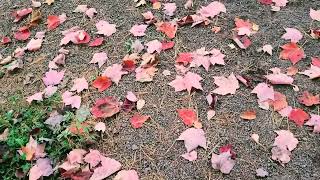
<box><xmin>163</xmin><ymin>3</ymin><xmax>176</xmax><ymax>16</ymax></box>
<box><xmin>233</xmin><ymin>35</ymin><xmax>252</xmax><ymax>49</ymax></box>
<box><xmin>90</xmin><ymin>52</ymin><xmax>108</xmax><ymax>67</ymax></box>
<box><xmin>298</xmin><ymin>91</ymin><xmax>320</xmax><ymax>106</ymax></box>
<box><xmin>89</xmin><ymin>37</ymin><xmax>104</xmax><ymax>47</ymax></box>
<box><xmin>256</xmin><ymin>168</ymin><xmax>269</xmax><ymax>177</ymax></box>
<box><xmin>1</xmin><ymin>36</ymin><xmax>11</xmax><ymax>44</ymax></box>
<box><xmin>305</xmin><ymin>114</ymin><xmax>320</xmax><ymax>133</ymax></box>
<box><xmin>176</xmin><ymin>52</ymin><xmax>193</xmax><ymax>65</ymax></box>
<box><xmin>272</xmin><ymin>0</ymin><xmax>288</xmax><ymax>7</ymax></box>
<box><xmin>281</xmin><ymin>28</ymin><xmax>303</xmax><ymax>43</ymax></box>
<box><xmin>102</xmin><ymin>64</ymin><xmax>128</xmax><ymax>84</ymax></box>
<box><xmin>198</xmin><ymin>1</ymin><xmax>226</xmax><ymax>18</ymax></box>
<box><xmin>156</xmin><ymin>22</ymin><xmax>177</xmax><ymax>39</ymax></box>
<box><xmin>91</xmin><ymin>96</ymin><xmax>120</xmax><ymax>118</ymax></box>
<box><xmin>90</xmin><ymin>156</ymin><xmax>122</xmax><ymax>180</ymax></box>
<box><xmin>131</xmin><ymin>39</ymin><xmax>144</xmax><ymax>53</ymax></box>
<box><xmin>74</xmin><ymin>5</ymin><xmax>88</xmax><ymax>13</ymax></box>
<box><xmin>45</xmin><ymin>0</ymin><xmax>55</xmax><ymax>5</ymax></box>
<box><xmin>145</xmin><ymin>40</ymin><xmax>162</xmax><ymax>54</ymax></box>
<box><xmin>114</xmin><ymin>170</ymin><xmax>139</xmax><ymax>180</ymax></box>
<box><xmin>130</xmin><ymin>24</ymin><xmax>148</xmax><ymax>37</ymax></box>
<box><xmin>169</xmin><ymin>72</ymin><xmax>203</xmax><ymax>93</ymax></box>
<box><xmin>29</xmin><ymin>158</ymin><xmax>53</xmax><ymax>180</ymax></box>
<box><xmin>96</xmin><ymin>20</ymin><xmax>116</xmax><ymax>37</ymax></box>
<box><xmin>47</xmin><ymin>15</ymin><xmax>60</xmax><ymax>30</ymax></box>
<box><xmin>299</xmin><ymin>65</ymin><xmax>320</xmax><ymax>79</ymax></box>
<box><xmin>279</xmin><ymin>42</ymin><xmax>305</xmax><ymax>64</ymax></box>
<box><xmin>26</xmin><ymin>92</ymin><xmax>43</xmax><ymax>104</ymax></box>
<box><xmin>62</xmin><ymin>91</ymin><xmax>81</xmax><ymax>109</ymax></box>
<box><xmin>312</xmin><ymin>57</ymin><xmax>320</xmax><ymax>67</ymax></box>
<box><xmin>26</xmin><ymin>38</ymin><xmax>43</xmax><ymax>51</ymax></box>
<box><xmin>310</xmin><ymin>8</ymin><xmax>320</xmax><ymax>21</ymax></box>
<box><xmin>20</xmin><ymin>136</ymin><xmax>46</xmax><ymax>161</ymax></box>
<box><xmin>288</xmin><ymin>108</ymin><xmax>309</xmax><ymax>126</ymax></box>
<box><xmin>240</xmin><ymin>110</ymin><xmax>256</xmax><ymax>120</ymax></box>
<box><xmin>14</xmin><ymin>26</ymin><xmax>31</xmax><ymax>41</ymax></box>
<box><xmin>44</xmin><ymin>111</ymin><xmax>64</xmax><ymax>129</ymax></box>
<box><xmin>161</xmin><ymin>41</ymin><xmax>175</xmax><ymax>50</ymax></box>
<box><xmin>261</xmin><ymin>44</ymin><xmax>273</xmax><ymax>55</ymax></box>
<box><xmin>259</xmin><ymin>0</ymin><xmax>272</xmax><ymax>5</ymax></box>
<box><xmin>177</xmin><ymin>108</ymin><xmax>198</xmax><ymax>126</ymax></box>
<box><xmin>126</xmin><ymin>91</ymin><xmax>138</xmax><ymax>102</ymax></box>
<box><xmin>135</xmin><ymin>66</ymin><xmax>157</xmax><ymax>82</ymax></box>
<box><xmin>92</xmin><ymin>76</ymin><xmax>112</xmax><ymax>92</ymax></box>
<box><xmin>12</xmin><ymin>8</ymin><xmax>32</xmax><ymax>22</ymax></box>
<box><xmin>130</xmin><ymin>113</ymin><xmax>150</xmax><ymax>128</ymax></box>
<box><xmin>269</xmin><ymin>91</ymin><xmax>288</xmax><ymax>111</ymax></box>
<box><xmin>181</xmin><ymin>151</ymin><xmax>197</xmax><ymax>161</ymax></box>
<box><xmin>67</xmin><ymin>149</ymin><xmax>87</xmax><ymax>164</ymax></box>
<box><xmin>177</xmin><ymin>128</ymin><xmax>207</xmax><ymax>152</ymax></box>
<box><xmin>44</xmin><ymin>85</ymin><xmax>57</xmax><ymax>97</ymax></box>
<box><xmin>273</xmin><ymin>130</ymin><xmax>298</xmax><ymax>151</ymax></box>
<box><xmin>85</xmin><ymin>8</ymin><xmax>97</xmax><ymax>19</ymax></box>
<box><xmin>71</xmin><ymin>77</ymin><xmax>88</xmax><ymax>93</ymax></box>
<box><xmin>42</xmin><ymin>70</ymin><xmax>65</xmax><ymax>86</ymax></box>
<box><xmin>84</xmin><ymin>149</ymin><xmax>102</xmax><ymax>168</ymax></box>
<box><xmin>265</xmin><ymin>67</ymin><xmax>294</xmax><ymax>85</ymax></box>
<box><xmin>212</xmin><ymin>73</ymin><xmax>239</xmax><ymax>95</ymax></box>
<box><xmin>211</xmin><ymin>151</ymin><xmax>235</xmax><ymax>174</ymax></box>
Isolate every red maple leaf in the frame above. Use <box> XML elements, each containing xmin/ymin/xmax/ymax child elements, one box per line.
<box><xmin>161</xmin><ymin>41</ymin><xmax>175</xmax><ymax>50</ymax></box>
<box><xmin>130</xmin><ymin>113</ymin><xmax>150</xmax><ymax>128</ymax></box>
<box><xmin>280</xmin><ymin>42</ymin><xmax>305</xmax><ymax>64</ymax></box>
<box><xmin>176</xmin><ymin>52</ymin><xmax>193</xmax><ymax>65</ymax></box>
<box><xmin>14</xmin><ymin>26</ymin><xmax>31</xmax><ymax>41</ymax></box>
<box><xmin>177</xmin><ymin>108</ymin><xmax>198</xmax><ymax>126</ymax></box>
<box><xmin>47</xmin><ymin>15</ymin><xmax>60</xmax><ymax>30</ymax></box>
<box><xmin>156</xmin><ymin>22</ymin><xmax>177</xmax><ymax>39</ymax></box>
<box><xmin>92</xmin><ymin>76</ymin><xmax>112</xmax><ymax>92</ymax></box>
<box><xmin>89</xmin><ymin>37</ymin><xmax>104</xmax><ymax>47</ymax></box>
<box><xmin>298</xmin><ymin>91</ymin><xmax>320</xmax><ymax>106</ymax></box>
<box><xmin>288</xmin><ymin>108</ymin><xmax>309</xmax><ymax>126</ymax></box>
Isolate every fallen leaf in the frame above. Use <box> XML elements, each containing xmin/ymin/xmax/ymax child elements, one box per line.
<box><xmin>130</xmin><ymin>113</ymin><xmax>150</xmax><ymax>128</ymax></box>
<box><xmin>299</xmin><ymin>65</ymin><xmax>320</xmax><ymax>79</ymax></box>
<box><xmin>272</xmin><ymin>0</ymin><xmax>288</xmax><ymax>7</ymax></box>
<box><xmin>211</xmin><ymin>151</ymin><xmax>235</xmax><ymax>174</ymax></box>
<box><xmin>161</xmin><ymin>41</ymin><xmax>175</xmax><ymax>50</ymax></box>
<box><xmin>62</xmin><ymin>91</ymin><xmax>81</xmax><ymax>109</ymax></box>
<box><xmin>256</xmin><ymin>168</ymin><xmax>269</xmax><ymax>177</ymax></box>
<box><xmin>42</xmin><ymin>70</ymin><xmax>65</xmax><ymax>86</ymax></box>
<box><xmin>12</xmin><ymin>8</ymin><xmax>32</xmax><ymax>22</ymax></box>
<box><xmin>45</xmin><ymin>0</ymin><xmax>55</xmax><ymax>5</ymax></box>
<box><xmin>156</xmin><ymin>22</ymin><xmax>177</xmax><ymax>39</ymax></box>
<box><xmin>269</xmin><ymin>91</ymin><xmax>288</xmax><ymax>111</ymax></box>
<box><xmin>94</xmin><ymin>122</ymin><xmax>106</xmax><ymax>132</ymax></box>
<box><xmin>177</xmin><ymin>128</ymin><xmax>207</xmax><ymax>152</ymax></box>
<box><xmin>91</xmin><ymin>96</ymin><xmax>120</xmax><ymax>118</ymax></box>
<box><xmin>311</xmin><ymin>57</ymin><xmax>320</xmax><ymax>67</ymax></box>
<box><xmin>130</xmin><ymin>24</ymin><xmax>148</xmax><ymax>37</ymax></box>
<box><xmin>85</xmin><ymin>8</ymin><xmax>97</xmax><ymax>19</ymax></box>
<box><xmin>0</xmin><ymin>128</ymin><xmax>9</xmax><ymax>142</ymax></box>
<box><xmin>44</xmin><ymin>111</ymin><xmax>64</xmax><ymax>129</ymax></box>
<box><xmin>212</xmin><ymin>73</ymin><xmax>239</xmax><ymax>95</ymax></box>
<box><xmin>265</xmin><ymin>67</ymin><xmax>294</xmax><ymax>85</ymax></box>
<box><xmin>240</xmin><ymin>110</ymin><xmax>256</xmax><ymax>120</ymax></box>
<box><xmin>137</xmin><ymin>99</ymin><xmax>145</xmax><ymax>110</ymax></box>
<box><xmin>47</xmin><ymin>15</ymin><xmax>60</xmax><ymax>30</ymax></box>
<box><xmin>288</xmin><ymin>108</ymin><xmax>309</xmax><ymax>126</ymax></box>
<box><xmin>26</xmin><ymin>92</ymin><xmax>43</xmax><ymax>104</ymax></box>
<box><xmin>14</xmin><ymin>26</ymin><xmax>31</xmax><ymax>41</ymax></box>
<box><xmin>176</xmin><ymin>52</ymin><xmax>193</xmax><ymax>65</ymax></box>
<box><xmin>70</xmin><ymin>77</ymin><xmax>88</xmax><ymax>93</ymax></box>
<box><xmin>281</xmin><ymin>28</ymin><xmax>303</xmax><ymax>43</ymax></box>
<box><xmin>163</xmin><ymin>3</ymin><xmax>176</xmax><ymax>16</ymax></box>
<box><xmin>305</xmin><ymin>114</ymin><xmax>320</xmax><ymax>133</ymax></box>
<box><xmin>145</xmin><ymin>40</ymin><xmax>162</xmax><ymax>54</ymax></box>
<box><xmin>298</xmin><ymin>91</ymin><xmax>320</xmax><ymax>106</ymax></box>
<box><xmin>169</xmin><ymin>72</ymin><xmax>203</xmax><ymax>93</ymax></box>
<box><xmin>181</xmin><ymin>151</ymin><xmax>197</xmax><ymax>161</ymax></box>
<box><xmin>89</xmin><ymin>37</ymin><xmax>104</xmax><ymax>47</ymax></box>
<box><xmin>177</xmin><ymin>108</ymin><xmax>198</xmax><ymax>126</ymax></box>
<box><xmin>310</xmin><ymin>8</ymin><xmax>320</xmax><ymax>21</ymax></box>
<box><xmin>26</xmin><ymin>38</ymin><xmax>43</xmax><ymax>51</ymax></box>
<box><xmin>262</xmin><ymin>44</ymin><xmax>273</xmax><ymax>55</ymax></box>
<box><xmin>126</xmin><ymin>91</ymin><xmax>138</xmax><ymax>102</ymax></box>
<box><xmin>207</xmin><ymin>110</ymin><xmax>216</xmax><ymax>120</ymax></box>
<box><xmin>84</xmin><ymin>149</ymin><xmax>102</xmax><ymax>168</ymax></box>
<box><xmin>102</xmin><ymin>64</ymin><xmax>128</xmax><ymax>84</ymax></box>
<box><xmin>74</xmin><ymin>5</ymin><xmax>88</xmax><ymax>13</ymax></box>
<box><xmin>20</xmin><ymin>136</ymin><xmax>46</xmax><ymax>161</ymax></box>
<box><xmin>251</xmin><ymin>133</ymin><xmax>259</xmax><ymax>143</ymax></box>
<box><xmin>29</xmin><ymin>158</ymin><xmax>53</xmax><ymax>180</ymax></box>
<box><xmin>90</xmin><ymin>156</ymin><xmax>122</xmax><ymax>180</ymax></box>
<box><xmin>90</xmin><ymin>52</ymin><xmax>108</xmax><ymax>67</ymax></box>
<box><xmin>114</xmin><ymin>170</ymin><xmax>139</xmax><ymax>180</ymax></box>
<box><xmin>198</xmin><ymin>1</ymin><xmax>226</xmax><ymax>18</ymax></box>
<box><xmin>96</xmin><ymin>20</ymin><xmax>116</xmax><ymax>37</ymax></box>
<box><xmin>92</xmin><ymin>76</ymin><xmax>112</xmax><ymax>92</ymax></box>
<box><xmin>280</xmin><ymin>42</ymin><xmax>305</xmax><ymax>64</ymax></box>
<box><xmin>135</xmin><ymin>66</ymin><xmax>157</xmax><ymax>82</ymax></box>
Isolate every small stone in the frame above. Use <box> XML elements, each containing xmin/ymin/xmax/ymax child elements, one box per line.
<box><xmin>131</xmin><ymin>144</ymin><xmax>138</xmax><ymax>150</ymax></box>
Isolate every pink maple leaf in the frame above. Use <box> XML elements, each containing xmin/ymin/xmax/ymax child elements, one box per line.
<box><xmin>130</xmin><ymin>113</ymin><xmax>150</xmax><ymax>128</ymax></box>
<box><xmin>85</xmin><ymin>8</ymin><xmax>97</xmax><ymax>19</ymax></box>
<box><xmin>42</xmin><ymin>70</ymin><xmax>65</xmax><ymax>86</ymax></box>
<box><xmin>94</xmin><ymin>122</ymin><xmax>106</xmax><ymax>132</ymax></box>
<box><xmin>281</xmin><ymin>28</ymin><xmax>303</xmax><ymax>43</ymax></box>
<box><xmin>126</xmin><ymin>91</ymin><xmax>138</xmax><ymax>102</ymax></box>
<box><xmin>130</xmin><ymin>24</ymin><xmax>148</xmax><ymax>37</ymax></box>
<box><xmin>29</xmin><ymin>158</ymin><xmax>53</xmax><ymax>180</ymax></box>
<box><xmin>177</xmin><ymin>128</ymin><xmax>207</xmax><ymax>152</ymax></box>
<box><xmin>89</xmin><ymin>37</ymin><xmax>104</xmax><ymax>47</ymax></box>
<box><xmin>74</xmin><ymin>5</ymin><xmax>88</xmax><ymax>13</ymax></box>
<box><xmin>212</xmin><ymin>73</ymin><xmax>239</xmax><ymax>95</ymax></box>
<box><xmin>211</xmin><ymin>151</ymin><xmax>235</xmax><ymax>174</ymax></box>
<box><xmin>26</xmin><ymin>92</ymin><xmax>43</xmax><ymax>104</ymax></box>
<box><xmin>163</xmin><ymin>3</ymin><xmax>177</xmax><ymax>16</ymax></box>
<box><xmin>262</xmin><ymin>44</ymin><xmax>273</xmax><ymax>55</ymax></box>
<box><xmin>62</xmin><ymin>91</ymin><xmax>81</xmax><ymax>109</ymax></box>
<box><xmin>67</xmin><ymin>149</ymin><xmax>87</xmax><ymax>165</ymax></box>
<box><xmin>273</xmin><ymin>130</ymin><xmax>298</xmax><ymax>151</ymax></box>
<box><xmin>145</xmin><ymin>40</ymin><xmax>162</xmax><ymax>54</ymax></box>
<box><xmin>169</xmin><ymin>72</ymin><xmax>203</xmax><ymax>93</ymax></box>
<box><xmin>26</xmin><ymin>38</ymin><xmax>43</xmax><ymax>51</ymax></box>
<box><xmin>90</xmin><ymin>156</ymin><xmax>122</xmax><ymax>180</ymax></box>
<box><xmin>96</xmin><ymin>20</ymin><xmax>116</xmax><ymax>37</ymax></box>
<box><xmin>310</xmin><ymin>8</ymin><xmax>320</xmax><ymax>21</ymax></box>
<box><xmin>265</xmin><ymin>67</ymin><xmax>294</xmax><ymax>85</ymax></box>
<box><xmin>272</xmin><ymin>0</ymin><xmax>288</xmax><ymax>7</ymax></box>
<box><xmin>70</xmin><ymin>77</ymin><xmax>88</xmax><ymax>93</ymax></box>
<box><xmin>102</xmin><ymin>64</ymin><xmax>128</xmax><ymax>84</ymax></box>
<box><xmin>84</xmin><ymin>149</ymin><xmax>102</xmax><ymax>168</ymax></box>
<box><xmin>181</xmin><ymin>151</ymin><xmax>197</xmax><ymax>161</ymax></box>
<box><xmin>198</xmin><ymin>1</ymin><xmax>226</xmax><ymax>18</ymax></box>
<box><xmin>44</xmin><ymin>86</ymin><xmax>57</xmax><ymax>97</ymax></box>
<box><xmin>305</xmin><ymin>114</ymin><xmax>320</xmax><ymax>133</ymax></box>
<box><xmin>135</xmin><ymin>66</ymin><xmax>157</xmax><ymax>82</ymax></box>
<box><xmin>13</xmin><ymin>8</ymin><xmax>32</xmax><ymax>22</ymax></box>
<box><xmin>299</xmin><ymin>65</ymin><xmax>320</xmax><ymax>79</ymax></box>
<box><xmin>114</xmin><ymin>170</ymin><xmax>139</xmax><ymax>180</ymax></box>
<box><xmin>251</xmin><ymin>83</ymin><xmax>275</xmax><ymax>102</ymax></box>
<box><xmin>90</xmin><ymin>52</ymin><xmax>108</xmax><ymax>67</ymax></box>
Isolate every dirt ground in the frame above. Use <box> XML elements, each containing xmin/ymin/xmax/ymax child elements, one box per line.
<box><xmin>1</xmin><ymin>0</ymin><xmax>320</xmax><ymax>179</ymax></box>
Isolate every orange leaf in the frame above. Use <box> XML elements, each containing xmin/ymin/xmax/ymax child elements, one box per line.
<box><xmin>288</xmin><ymin>108</ymin><xmax>309</xmax><ymax>126</ymax></box>
<box><xmin>280</xmin><ymin>42</ymin><xmax>305</xmax><ymax>64</ymax></box>
<box><xmin>156</xmin><ymin>22</ymin><xmax>177</xmax><ymax>39</ymax></box>
<box><xmin>47</xmin><ymin>15</ymin><xmax>60</xmax><ymax>30</ymax></box>
<box><xmin>92</xmin><ymin>76</ymin><xmax>112</xmax><ymax>92</ymax></box>
<box><xmin>240</xmin><ymin>110</ymin><xmax>256</xmax><ymax>120</ymax></box>
<box><xmin>298</xmin><ymin>91</ymin><xmax>320</xmax><ymax>106</ymax></box>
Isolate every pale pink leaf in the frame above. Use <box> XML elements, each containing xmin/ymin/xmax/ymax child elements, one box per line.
<box><xmin>35</xmin><ymin>31</ymin><xmax>45</xmax><ymax>39</ymax></box>
<box><xmin>96</xmin><ymin>20</ymin><xmax>116</xmax><ymax>37</ymax></box>
<box><xmin>256</xmin><ymin>168</ymin><xmax>269</xmax><ymax>177</ymax></box>
<box><xmin>251</xmin><ymin>83</ymin><xmax>274</xmax><ymax>102</ymax></box>
<box><xmin>305</xmin><ymin>114</ymin><xmax>320</xmax><ymax>133</ymax></box>
<box><xmin>130</xmin><ymin>24</ymin><xmax>148</xmax><ymax>37</ymax></box>
<box><xmin>102</xmin><ymin>64</ymin><xmax>128</xmax><ymax>84</ymax></box>
<box><xmin>29</xmin><ymin>158</ymin><xmax>53</xmax><ymax>180</ymax></box>
<box><xmin>32</xmin><ymin>1</ymin><xmax>42</xmax><ymax>8</ymax></box>
<box><xmin>163</xmin><ymin>3</ymin><xmax>177</xmax><ymax>16</ymax></box>
<box><xmin>271</xmin><ymin>146</ymin><xmax>291</xmax><ymax>164</ymax></box>
<box><xmin>62</xmin><ymin>91</ymin><xmax>81</xmax><ymax>109</ymax></box>
<box><xmin>26</xmin><ymin>38</ymin><xmax>42</xmax><ymax>51</ymax></box>
<box><xmin>212</xmin><ymin>73</ymin><xmax>239</xmax><ymax>95</ymax></box>
<box><xmin>42</xmin><ymin>70</ymin><xmax>65</xmax><ymax>86</ymax></box>
<box><xmin>114</xmin><ymin>170</ymin><xmax>139</xmax><ymax>180</ymax></box>
<box><xmin>278</xmin><ymin>106</ymin><xmax>292</xmax><ymax>117</ymax></box>
<box><xmin>90</xmin><ymin>156</ymin><xmax>121</xmax><ymax>180</ymax></box>
<box><xmin>135</xmin><ymin>66</ymin><xmax>157</xmax><ymax>82</ymax></box>
<box><xmin>136</xmin><ymin>99</ymin><xmax>145</xmax><ymax>110</ymax></box>
<box><xmin>281</xmin><ymin>28</ymin><xmax>303</xmax><ymax>43</ymax></box>
<box><xmin>207</xmin><ymin>110</ymin><xmax>216</xmax><ymax>120</ymax></box>
<box><xmin>299</xmin><ymin>65</ymin><xmax>320</xmax><ymax>79</ymax></box>
<box><xmin>210</xmin><ymin>49</ymin><xmax>225</xmax><ymax>66</ymax></box>
<box><xmin>126</xmin><ymin>91</ymin><xmax>138</xmax><ymax>102</ymax></box>
<box><xmin>310</xmin><ymin>8</ymin><xmax>320</xmax><ymax>21</ymax></box>
<box><xmin>85</xmin><ymin>8</ymin><xmax>97</xmax><ymax>19</ymax></box>
<box><xmin>177</xmin><ymin>128</ymin><xmax>207</xmax><ymax>152</ymax></box>
<box><xmin>44</xmin><ymin>111</ymin><xmax>64</xmax><ymax>129</ymax></box>
<box><xmin>90</xmin><ymin>52</ymin><xmax>108</xmax><ymax>67</ymax></box>
<box><xmin>44</xmin><ymin>85</ymin><xmax>57</xmax><ymax>97</ymax></box>
<box><xmin>198</xmin><ymin>1</ymin><xmax>226</xmax><ymax>18</ymax></box>
<box><xmin>169</xmin><ymin>72</ymin><xmax>203</xmax><ymax>93</ymax></box>
<box><xmin>74</xmin><ymin>5</ymin><xmax>88</xmax><ymax>13</ymax></box>
<box><xmin>132</xmin><ymin>39</ymin><xmax>144</xmax><ymax>53</ymax></box>
<box><xmin>273</xmin><ymin>130</ymin><xmax>298</xmax><ymax>152</ymax></box>
<box><xmin>52</xmin><ymin>54</ymin><xmax>65</xmax><ymax>65</ymax></box>
<box><xmin>272</xmin><ymin>0</ymin><xmax>288</xmax><ymax>7</ymax></box>
<box><xmin>71</xmin><ymin>77</ymin><xmax>88</xmax><ymax>93</ymax></box>
<box><xmin>211</xmin><ymin>151</ymin><xmax>235</xmax><ymax>174</ymax></box>
<box><xmin>26</xmin><ymin>92</ymin><xmax>43</xmax><ymax>104</ymax></box>
<box><xmin>145</xmin><ymin>40</ymin><xmax>162</xmax><ymax>54</ymax></box>
<box><xmin>84</xmin><ymin>149</ymin><xmax>102</xmax><ymax>168</ymax></box>
<box><xmin>67</xmin><ymin>149</ymin><xmax>87</xmax><ymax>164</ymax></box>
<box><xmin>265</xmin><ymin>67</ymin><xmax>294</xmax><ymax>85</ymax></box>
<box><xmin>181</xmin><ymin>150</ymin><xmax>197</xmax><ymax>161</ymax></box>
<box><xmin>59</xmin><ymin>13</ymin><xmax>67</xmax><ymax>24</ymax></box>
<box><xmin>262</xmin><ymin>44</ymin><xmax>273</xmax><ymax>55</ymax></box>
